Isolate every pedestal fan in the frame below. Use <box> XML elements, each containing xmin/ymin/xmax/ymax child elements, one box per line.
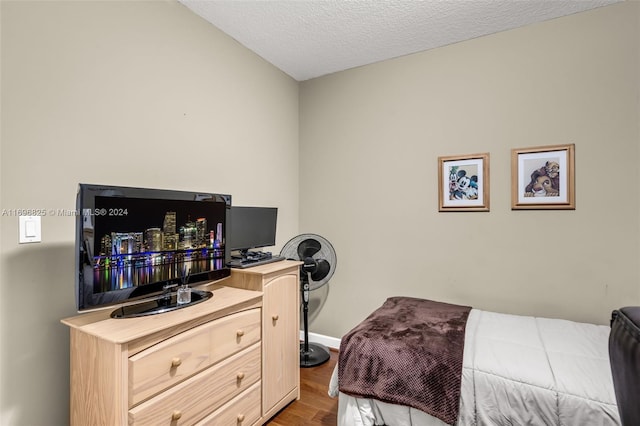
<box><xmin>280</xmin><ymin>234</ymin><xmax>337</xmax><ymax>368</ymax></box>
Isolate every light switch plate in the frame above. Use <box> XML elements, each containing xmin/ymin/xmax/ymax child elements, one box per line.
<box><xmin>19</xmin><ymin>215</ymin><xmax>41</xmax><ymax>243</ymax></box>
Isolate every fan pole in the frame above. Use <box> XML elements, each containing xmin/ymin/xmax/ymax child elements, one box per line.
<box><xmin>302</xmin><ymin>281</ymin><xmax>310</xmax><ymax>353</ymax></box>
<box><xmin>300</xmin><ymin>273</ymin><xmax>330</xmax><ymax>368</ymax></box>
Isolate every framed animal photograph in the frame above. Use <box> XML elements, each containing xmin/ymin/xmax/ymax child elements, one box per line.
<box><xmin>438</xmin><ymin>153</ymin><xmax>490</xmax><ymax>212</ymax></box>
<box><xmin>511</xmin><ymin>144</ymin><xmax>575</xmax><ymax>210</ymax></box>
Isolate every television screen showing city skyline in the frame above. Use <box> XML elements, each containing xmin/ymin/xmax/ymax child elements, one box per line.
<box><xmin>90</xmin><ymin>196</ymin><xmax>226</xmax><ymax>292</ymax></box>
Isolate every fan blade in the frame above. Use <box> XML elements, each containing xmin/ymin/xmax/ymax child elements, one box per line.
<box><xmin>298</xmin><ymin>238</ymin><xmax>321</xmax><ymax>259</ymax></box>
<box><xmin>310</xmin><ymin>259</ymin><xmax>331</xmax><ymax>282</ymax></box>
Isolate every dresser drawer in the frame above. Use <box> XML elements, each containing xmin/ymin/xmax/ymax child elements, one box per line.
<box><xmin>129</xmin><ymin>343</ymin><xmax>261</xmax><ymax>426</ymax></box>
<box><xmin>195</xmin><ymin>381</ymin><xmax>261</xmax><ymax>426</ymax></box>
<box><xmin>129</xmin><ymin>308</ymin><xmax>261</xmax><ymax>406</ymax></box>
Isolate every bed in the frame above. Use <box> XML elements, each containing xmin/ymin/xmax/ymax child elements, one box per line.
<box><xmin>328</xmin><ymin>297</ymin><xmax>627</xmax><ymax>426</ymax></box>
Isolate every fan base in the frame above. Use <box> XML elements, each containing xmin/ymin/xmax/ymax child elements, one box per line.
<box><xmin>300</xmin><ymin>342</ymin><xmax>330</xmax><ymax>368</ymax></box>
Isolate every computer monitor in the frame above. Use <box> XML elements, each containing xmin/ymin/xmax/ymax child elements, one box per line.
<box><xmin>228</xmin><ymin>206</ymin><xmax>277</xmax><ymax>255</ymax></box>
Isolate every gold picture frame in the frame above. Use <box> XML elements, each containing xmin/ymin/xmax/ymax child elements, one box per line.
<box><xmin>511</xmin><ymin>144</ymin><xmax>575</xmax><ymax>210</ymax></box>
<box><xmin>438</xmin><ymin>153</ymin><xmax>490</xmax><ymax>212</ymax></box>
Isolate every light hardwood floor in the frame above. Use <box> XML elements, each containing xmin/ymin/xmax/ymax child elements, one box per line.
<box><xmin>265</xmin><ymin>349</ymin><xmax>339</xmax><ymax>425</ymax></box>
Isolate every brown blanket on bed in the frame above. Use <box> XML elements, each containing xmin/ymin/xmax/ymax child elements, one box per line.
<box><xmin>338</xmin><ymin>297</ymin><xmax>472</xmax><ymax>425</ymax></box>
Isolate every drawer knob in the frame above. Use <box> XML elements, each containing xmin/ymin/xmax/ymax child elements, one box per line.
<box><xmin>237</xmin><ymin>414</ymin><xmax>245</xmax><ymax>423</ymax></box>
<box><xmin>236</xmin><ymin>372</ymin><xmax>245</xmax><ymax>380</ymax></box>
<box><xmin>272</xmin><ymin>314</ymin><xmax>279</xmax><ymax>321</ymax></box>
<box><xmin>236</xmin><ymin>329</ymin><xmax>245</xmax><ymax>337</ymax></box>
<box><xmin>171</xmin><ymin>357</ymin><xmax>182</xmax><ymax>368</ymax></box>
<box><xmin>171</xmin><ymin>410</ymin><xmax>182</xmax><ymax>421</ymax></box>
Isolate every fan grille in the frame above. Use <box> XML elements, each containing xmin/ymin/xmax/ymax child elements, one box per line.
<box><xmin>280</xmin><ymin>233</ymin><xmax>336</xmax><ymax>291</ymax></box>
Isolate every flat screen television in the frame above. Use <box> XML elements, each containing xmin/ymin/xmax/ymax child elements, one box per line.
<box><xmin>75</xmin><ymin>183</ymin><xmax>231</xmax><ymax>312</ymax></box>
<box><xmin>227</xmin><ymin>206</ymin><xmax>278</xmax><ymax>256</ymax></box>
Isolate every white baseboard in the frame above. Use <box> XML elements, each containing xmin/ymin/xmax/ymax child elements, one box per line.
<box><xmin>299</xmin><ymin>330</ymin><xmax>340</xmax><ymax>350</ymax></box>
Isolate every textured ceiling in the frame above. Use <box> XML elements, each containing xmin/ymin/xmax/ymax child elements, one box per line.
<box><xmin>179</xmin><ymin>0</ymin><xmax>621</xmax><ymax>81</ymax></box>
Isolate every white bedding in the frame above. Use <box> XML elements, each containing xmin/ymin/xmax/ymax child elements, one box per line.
<box><xmin>329</xmin><ymin>309</ymin><xmax>620</xmax><ymax>426</ymax></box>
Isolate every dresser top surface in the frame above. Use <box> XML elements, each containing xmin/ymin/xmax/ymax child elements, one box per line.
<box><xmin>230</xmin><ymin>259</ymin><xmax>302</xmax><ymax>275</ymax></box>
<box><xmin>61</xmin><ymin>285</ymin><xmax>262</xmax><ymax>343</ymax></box>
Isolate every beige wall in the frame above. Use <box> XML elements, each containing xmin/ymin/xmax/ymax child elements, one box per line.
<box><xmin>0</xmin><ymin>1</ymin><xmax>298</xmax><ymax>425</ymax></box>
<box><xmin>300</xmin><ymin>1</ymin><xmax>640</xmax><ymax>338</ymax></box>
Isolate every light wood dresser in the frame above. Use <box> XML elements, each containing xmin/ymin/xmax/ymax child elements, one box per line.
<box><xmin>61</xmin><ymin>260</ymin><xmax>302</xmax><ymax>426</ymax></box>
<box><xmin>61</xmin><ymin>284</ymin><xmax>263</xmax><ymax>425</ymax></box>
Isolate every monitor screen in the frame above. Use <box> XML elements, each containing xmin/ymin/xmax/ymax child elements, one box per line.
<box><xmin>75</xmin><ymin>183</ymin><xmax>231</xmax><ymax>312</ymax></box>
<box><xmin>228</xmin><ymin>206</ymin><xmax>277</xmax><ymax>252</ymax></box>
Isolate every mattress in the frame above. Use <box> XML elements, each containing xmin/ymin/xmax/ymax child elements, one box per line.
<box><xmin>329</xmin><ymin>309</ymin><xmax>620</xmax><ymax>426</ymax></box>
